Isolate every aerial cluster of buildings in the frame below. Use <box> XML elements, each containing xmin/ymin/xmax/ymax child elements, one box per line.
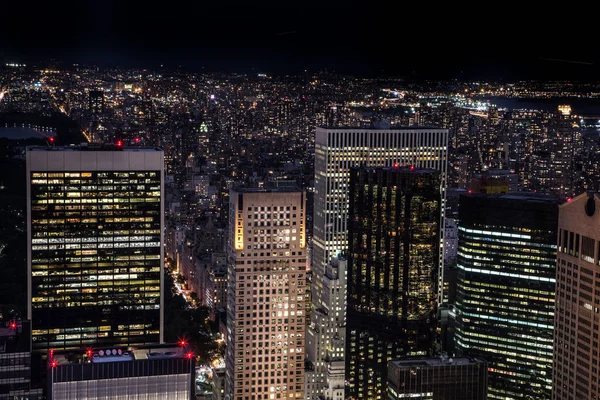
<box><xmin>2</xmin><ymin>64</ymin><xmax>600</xmax><ymax>399</ymax></box>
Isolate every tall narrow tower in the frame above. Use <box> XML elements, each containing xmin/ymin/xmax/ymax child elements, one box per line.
<box><xmin>225</xmin><ymin>188</ymin><xmax>306</xmax><ymax>400</ymax></box>
<box><xmin>553</xmin><ymin>192</ymin><xmax>600</xmax><ymax>400</ymax></box>
<box><xmin>307</xmin><ymin>127</ymin><xmax>448</xmax><ymax>399</ymax></box>
<box><xmin>346</xmin><ymin>166</ymin><xmax>441</xmax><ymax>399</ymax></box>
<box><xmin>26</xmin><ymin>145</ymin><xmax>164</xmax><ymax>354</ymax></box>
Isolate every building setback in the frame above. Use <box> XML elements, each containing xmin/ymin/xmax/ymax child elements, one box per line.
<box><xmin>225</xmin><ymin>188</ymin><xmax>306</xmax><ymax>400</ymax></box>
<box><xmin>0</xmin><ymin>320</ymin><xmax>43</xmax><ymax>400</ymax></box>
<box><xmin>455</xmin><ymin>193</ymin><xmax>558</xmax><ymax>400</ymax></box>
<box><xmin>387</xmin><ymin>357</ymin><xmax>488</xmax><ymax>400</ymax></box>
<box><xmin>553</xmin><ymin>192</ymin><xmax>600</xmax><ymax>399</ymax></box>
<box><xmin>346</xmin><ymin>167</ymin><xmax>441</xmax><ymax>399</ymax></box>
<box><xmin>308</xmin><ymin>127</ymin><xmax>448</xmax><ymax>400</ymax></box>
<box><xmin>26</xmin><ymin>146</ymin><xmax>164</xmax><ymax>354</ymax></box>
<box><xmin>47</xmin><ymin>344</ymin><xmax>194</xmax><ymax>400</ymax></box>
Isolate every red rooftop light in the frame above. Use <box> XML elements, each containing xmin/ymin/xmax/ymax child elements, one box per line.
<box><xmin>9</xmin><ymin>322</ymin><xmax>16</xmax><ymax>330</ymax></box>
<box><xmin>179</xmin><ymin>339</ymin><xmax>188</xmax><ymax>347</ymax></box>
<box><xmin>185</xmin><ymin>352</ymin><xmax>194</xmax><ymax>359</ymax></box>
<box><xmin>50</xmin><ymin>360</ymin><xmax>58</xmax><ymax>368</ymax></box>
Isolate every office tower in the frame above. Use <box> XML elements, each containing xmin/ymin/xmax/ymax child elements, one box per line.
<box><xmin>455</xmin><ymin>193</ymin><xmax>558</xmax><ymax>400</ymax></box>
<box><xmin>442</xmin><ymin>188</ymin><xmax>466</xmax><ymax>305</ymax></box>
<box><xmin>468</xmin><ymin>169</ymin><xmax>519</xmax><ymax>194</ymax></box>
<box><xmin>553</xmin><ymin>192</ymin><xmax>600</xmax><ymax>400</ymax></box>
<box><xmin>212</xmin><ymin>365</ymin><xmax>227</xmax><ymax>400</ymax></box>
<box><xmin>0</xmin><ymin>320</ymin><xmax>43</xmax><ymax>400</ymax></box>
<box><xmin>305</xmin><ymin>258</ymin><xmax>347</xmax><ymax>400</ymax></box>
<box><xmin>225</xmin><ymin>188</ymin><xmax>306</xmax><ymax>400</ymax></box>
<box><xmin>533</xmin><ymin>105</ymin><xmax>580</xmax><ymax>200</ymax></box>
<box><xmin>47</xmin><ymin>344</ymin><xmax>195</xmax><ymax>400</ymax></box>
<box><xmin>346</xmin><ymin>167</ymin><xmax>441</xmax><ymax>399</ymax></box>
<box><xmin>88</xmin><ymin>90</ymin><xmax>104</xmax><ymax>116</ymax></box>
<box><xmin>387</xmin><ymin>357</ymin><xmax>488</xmax><ymax>400</ymax></box>
<box><xmin>26</xmin><ymin>145</ymin><xmax>164</xmax><ymax>354</ymax></box>
<box><xmin>308</xmin><ymin>127</ymin><xmax>448</xmax><ymax>399</ymax></box>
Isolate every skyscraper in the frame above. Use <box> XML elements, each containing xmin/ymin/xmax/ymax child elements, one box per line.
<box><xmin>225</xmin><ymin>187</ymin><xmax>306</xmax><ymax>400</ymax></box>
<box><xmin>26</xmin><ymin>145</ymin><xmax>164</xmax><ymax>354</ymax></box>
<box><xmin>308</xmin><ymin>127</ymin><xmax>448</xmax><ymax>399</ymax></box>
<box><xmin>455</xmin><ymin>193</ymin><xmax>558</xmax><ymax>400</ymax></box>
<box><xmin>346</xmin><ymin>167</ymin><xmax>441</xmax><ymax>399</ymax></box>
<box><xmin>532</xmin><ymin>105</ymin><xmax>580</xmax><ymax>200</ymax></box>
<box><xmin>0</xmin><ymin>320</ymin><xmax>43</xmax><ymax>399</ymax></box>
<box><xmin>387</xmin><ymin>356</ymin><xmax>488</xmax><ymax>400</ymax></box>
<box><xmin>553</xmin><ymin>192</ymin><xmax>600</xmax><ymax>400</ymax></box>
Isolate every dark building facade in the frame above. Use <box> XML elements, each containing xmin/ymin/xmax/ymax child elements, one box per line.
<box><xmin>346</xmin><ymin>167</ymin><xmax>441</xmax><ymax>400</ymax></box>
<box><xmin>0</xmin><ymin>320</ymin><xmax>43</xmax><ymax>400</ymax></box>
<box><xmin>387</xmin><ymin>357</ymin><xmax>488</xmax><ymax>400</ymax></box>
<box><xmin>455</xmin><ymin>193</ymin><xmax>558</xmax><ymax>400</ymax></box>
<box><xmin>88</xmin><ymin>90</ymin><xmax>104</xmax><ymax>116</ymax></box>
<box><xmin>553</xmin><ymin>192</ymin><xmax>600</xmax><ymax>399</ymax></box>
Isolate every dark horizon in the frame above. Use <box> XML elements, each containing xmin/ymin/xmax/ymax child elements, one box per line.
<box><xmin>2</xmin><ymin>1</ymin><xmax>600</xmax><ymax>81</ymax></box>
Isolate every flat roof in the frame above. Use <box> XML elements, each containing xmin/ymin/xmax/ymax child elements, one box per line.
<box><xmin>317</xmin><ymin>126</ymin><xmax>447</xmax><ymax>131</ymax></box>
<box><xmin>52</xmin><ymin>344</ymin><xmax>188</xmax><ymax>365</ymax></box>
<box><xmin>352</xmin><ymin>166</ymin><xmax>439</xmax><ymax>175</ymax></box>
<box><xmin>465</xmin><ymin>192</ymin><xmax>561</xmax><ymax>203</ymax></box>
<box><xmin>232</xmin><ymin>187</ymin><xmax>302</xmax><ymax>193</ymax></box>
<box><xmin>27</xmin><ymin>145</ymin><xmax>163</xmax><ymax>152</ymax></box>
<box><xmin>391</xmin><ymin>357</ymin><xmax>483</xmax><ymax>368</ymax></box>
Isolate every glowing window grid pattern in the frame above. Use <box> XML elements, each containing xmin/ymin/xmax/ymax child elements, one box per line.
<box><xmin>226</xmin><ymin>189</ymin><xmax>306</xmax><ymax>400</ymax></box>
<box><xmin>455</xmin><ymin>197</ymin><xmax>557</xmax><ymax>400</ymax></box>
<box><xmin>29</xmin><ymin>171</ymin><xmax>162</xmax><ymax>353</ymax></box>
<box><xmin>52</xmin><ymin>374</ymin><xmax>190</xmax><ymax>399</ymax></box>
<box><xmin>309</xmin><ymin>127</ymin><xmax>448</xmax><ymax>399</ymax></box>
<box><xmin>346</xmin><ymin>168</ymin><xmax>440</xmax><ymax>400</ymax></box>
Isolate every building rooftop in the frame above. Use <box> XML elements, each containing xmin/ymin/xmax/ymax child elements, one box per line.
<box><xmin>317</xmin><ymin>126</ymin><xmax>446</xmax><ymax>131</ymax></box>
<box><xmin>27</xmin><ymin>144</ymin><xmax>163</xmax><ymax>152</ymax></box>
<box><xmin>232</xmin><ymin>186</ymin><xmax>301</xmax><ymax>193</ymax></box>
<box><xmin>391</xmin><ymin>356</ymin><xmax>484</xmax><ymax>368</ymax></box>
<box><xmin>51</xmin><ymin>343</ymin><xmax>190</xmax><ymax>366</ymax></box>
<box><xmin>465</xmin><ymin>192</ymin><xmax>561</xmax><ymax>203</ymax></box>
<box><xmin>353</xmin><ymin>165</ymin><xmax>439</xmax><ymax>175</ymax></box>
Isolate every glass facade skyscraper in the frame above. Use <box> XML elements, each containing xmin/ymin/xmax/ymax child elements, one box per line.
<box><xmin>346</xmin><ymin>167</ymin><xmax>441</xmax><ymax>400</ymax></box>
<box><xmin>26</xmin><ymin>146</ymin><xmax>164</xmax><ymax>354</ymax></box>
<box><xmin>308</xmin><ymin>127</ymin><xmax>448</xmax><ymax>399</ymax></box>
<box><xmin>455</xmin><ymin>193</ymin><xmax>558</xmax><ymax>400</ymax></box>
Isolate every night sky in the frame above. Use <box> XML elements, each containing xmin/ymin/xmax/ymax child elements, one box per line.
<box><xmin>2</xmin><ymin>0</ymin><xmax>598</xmax><ymax>80</ymax></box>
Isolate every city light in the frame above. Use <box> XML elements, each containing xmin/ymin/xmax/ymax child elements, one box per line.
<box><xmin>0</xmin><ymin>39</ymin><xmax>597</xmax><ymax>400</ymax></box>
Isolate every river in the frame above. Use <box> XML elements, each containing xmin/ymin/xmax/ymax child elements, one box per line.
<box><xmin>477</xmin><ymin>96</ymin><xmax>600</xmax><ymax>115</ymax></box>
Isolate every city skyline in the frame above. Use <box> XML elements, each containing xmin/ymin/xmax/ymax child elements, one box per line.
<box><xmin>2</xmin><ymin>47</ymin><xmax>600</xmax><ymax>399</ymax></box>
